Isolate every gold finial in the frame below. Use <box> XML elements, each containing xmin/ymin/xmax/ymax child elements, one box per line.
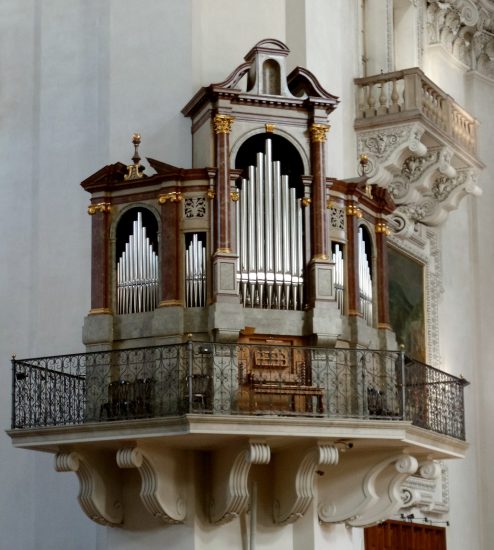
<box><xmin>125</xmin><ymin>133</ymin><xmax>144</xmax><ymax>180</ymax></box>
<box><xmin>309</xmin><ymin>123</ymin><xmax>330</xmax><ymax>143</ymax></box>
<box><xmin>302</xmin><ymin>197</ymin><xmax>312</xmax><ymax>207</ymax></box>
<box><xmin>213</xmin><ymin>114</ymin><xmax>234</xmax><ymax>134</ymax></box>
<box><xmin>207</xmin><ymin>188</ymin><xmax>216</xmax><ymax>200</ymax></box>
<box><xmin>358</xmin><ymin>153</ymin><xmax>370</xmax><ymax>177</ymax></box>
<box><xmin>230</xmin><ymin>191</ymin><xmax>240</xmax><ymax>202</ymax></box>
<box><xmin>265</xmin><ymin>123</ymin><xmax>275</xmax><ymax>133</ymax></box>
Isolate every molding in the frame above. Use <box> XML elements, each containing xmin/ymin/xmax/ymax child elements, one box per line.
<box><xmin>318</xmin><ymin>451</ymin><xmax>418</xmax><ymax>527</ymax></box>
<box><xmin>273</xmin><ymin>443</ymin><xmax>339</xmax><ymax>525</ymax></box>
<box><xmin>116</xmin><ymin>446</ymin><xmax>186</xmax><ymax>524</ymax></box>
<box><xmin>209</xmin><ymin>440</ymin><xmax>271</xmax><ymax>524</ymax></box>
<box><xmin>55</xmin><ymin>451</ymin><xmax>123</xmax><ymax>526</ymax></box>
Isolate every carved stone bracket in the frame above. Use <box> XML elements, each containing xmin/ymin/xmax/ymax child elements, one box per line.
<box><xmin>209</xmin><ymin>441</ymin><xmax>271</xmax><ymax>524</ymax></box>
<box><xmin>55</xmin><ymin>451</ymin><xmax>123</xmax><ymax>527</ymax></box>
<box><xmin>273</xmin><ymin>443</ymin><xmax>339</xmax><ymax>525</ymax></box>
<box><xmin>357</xmin><ymin>123</ymin><xmax>427</xmax><ymax>187</ymax></box>
<box><xmin>116</xmin><ymin>446</ymin><xmax>186</xmax><ymax>524</ymax></box>
<box><xmin>318</xmin><ymin>451</ymin><xmax>418</xmax><ymax>527</ymax></box>
<box><xmin>390</xmin><ymin>167</ymin><xmax>480</xmax><ymax>234</ymax></box>
<box><xmin>358</xmin><ymin>122</ymin><xmax>481</xmax><ymax>233</ymax></box>
<box><xmin>401</xmin><ymin>460</ymin><xmax>449</xmax><ymax>514</ymax></box>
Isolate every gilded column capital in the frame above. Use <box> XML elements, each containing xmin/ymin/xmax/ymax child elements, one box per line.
<box><xmin>87</xmin><ymin>202</ymin><xmax>111</xmax><ymax>215</ymax></box>
<box><xmin>310</xmin><ymin>123</ymin><xmax>330</xmax><ymax>143</ymax></box>
<box><xmin>213</xmin><ymin>114</ymin><xmax>235</xmax><ymax>134</ymax></box>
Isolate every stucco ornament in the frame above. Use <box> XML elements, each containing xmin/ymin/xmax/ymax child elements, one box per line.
<box><xmin>426</xmin><ymin>0</ymin><xmax>494</xmax><ymax>78</ymax></box>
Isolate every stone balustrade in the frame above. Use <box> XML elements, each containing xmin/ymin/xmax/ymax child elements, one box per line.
<box><xmin>355</xmin><ymin>68</ymin><xmax>477</xmax><ymax>156</ymax></box>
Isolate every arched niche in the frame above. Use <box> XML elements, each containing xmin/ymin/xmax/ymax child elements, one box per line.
<box><xmin>114</xmin><ymin>206</ymin><xmax>160</xmax><ymax>315</ymax></box>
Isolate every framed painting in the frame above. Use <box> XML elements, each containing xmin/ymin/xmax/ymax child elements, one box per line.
<box><xmin>387</xmin><ymin>246</ymin><xmax>426</xmax><ymax>362</ymax></box>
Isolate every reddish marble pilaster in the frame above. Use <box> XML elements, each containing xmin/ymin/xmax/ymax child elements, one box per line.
<box><xmin>309</xmin><ymin>123</ymin><xmax>330</xmax><ymax>261</ymax></box>
<box><xmin>375</xmin><ymin>221</ymin><xmax>391</xmax><ymax>328</ymax></box>
<box><xmin>345</xmin><ymin>203</ymin><xmax>362</xmax><ymax>317</ymax></box>
<box><xmin>213</xmin><ymin>114</ymin><xmax>234</xmax><ymax>254</ymax></box>
<box><xmin>159</xmin><ymin>191</ymin><xmax>182</xmax><ymax>305</ymax></box>
<box><xmin>88</xmin><ymin>201</ymin><xmax>111</xmax><ymax>313</ymax></box>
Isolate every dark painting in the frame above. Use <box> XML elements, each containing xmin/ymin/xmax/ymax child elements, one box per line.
<box><xmin>388</xmin><ymin>246</ymin><xmax>426</xmax><ymax>362</ymax></box>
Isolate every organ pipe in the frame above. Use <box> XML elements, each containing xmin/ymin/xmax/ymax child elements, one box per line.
<box><xmin>358</xmin><ymin>227</ymin><xmax>373</xmax><ymax>326</ymax></box>
<box><xmin>117</xmin><ymin>211</ymin><xmax>159</xmax><ymax>314</ymax></box>
<box><xmin>185</xmin><ymin>233</ymin><xmax>207</xmax><ymax>308</ymax></box>
<box><xmin>332</xmin><ymin>243</ymin><xmax>344</xmax><ymax>312</ymax></box>
<box><xmin>237</xmin><ymin>138</ymin><xmax>304</xmax><ymax>310</ymax></box>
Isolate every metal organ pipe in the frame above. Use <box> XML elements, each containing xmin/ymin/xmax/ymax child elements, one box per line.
<box><xmin>185</xmin><ymin>233</ymin><xmax>206</xmax><ymax>308</ymax></box>
<box><xmin>236</xmin><ymin>138</ymin><xmax>304</xmax><ymax>310</ymax></box>
<box><xmin>358</xmin><ymin>228</ymin><xmax>373</xmax><ymax>325</ymax></box>
<box><xmin>117</xmin><ymin>211</ymin><xmax>159</xmax><ymax>314</ymax></box>
<box><xmin>332</xmin><ymin>244</ymin><xmax>344</xmax><ymax>312</ymax></box>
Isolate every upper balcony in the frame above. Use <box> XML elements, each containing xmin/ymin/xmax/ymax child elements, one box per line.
<box><xmin>354</xmin><ymin>68</ymin><xmax>483</xmax><ymax>233</ymax></box>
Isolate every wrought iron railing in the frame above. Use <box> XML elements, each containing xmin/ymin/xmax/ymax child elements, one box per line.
<box><xmin>10</xmin><ymin>343</ymin><xmax>468</xmax><ymax>440</ymax></box>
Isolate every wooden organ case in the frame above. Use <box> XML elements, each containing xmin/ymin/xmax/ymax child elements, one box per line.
<box><xmin>81</xmin><ymin>39</ymin><xmax>397</xmax><ymax>416</ymax></box>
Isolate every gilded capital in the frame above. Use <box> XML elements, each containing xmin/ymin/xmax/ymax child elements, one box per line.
<box><xmin>213</xmin><ymin>114</ymin><xmax>234</xmax><ymax>134</ymax></box>
<box><xmin>87</xmin><ymin>202</ymin><xmax>111</xmax><ymax>215</ymax></box>
<box><xmin>310</xmin><ymin>123</ymin><xmax>330</xmax><ymax>143</ymax></box>
<box><xmin>158</xmin><ymin>191</ymin><xmax>183</xmax><ymax>204</ymax></box>
<box><xmin>375</xmin><ymin>221</ymin><xmax>391</xmax><ymax>236</ymax></box>
<box><xmin>346</xmin><ymin>204</ymin><xmax>362</xmax><ymax>218</ymax></box>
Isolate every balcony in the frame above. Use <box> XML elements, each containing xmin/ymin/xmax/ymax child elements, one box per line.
<box><xmin>354</xmin><ymin>68</ymin><xmax>483</xmax><ymax>232</ymax></box>
<box><xmin>8</xmin><ymin>343</ymin><xmax>469</xmax><ymax>527</ymax></box>
<box><xmin>355</xmin><ymin>67</ymin><xmax>478</xmax><ymax>158</ymax></box>
<box><xmin>10</xmin><ymin>342</ymin><xmax>467</xmax><ymax>440</ymax></box>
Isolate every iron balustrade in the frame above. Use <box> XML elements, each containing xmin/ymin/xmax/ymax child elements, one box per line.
<box><xmin>10</xmin><ymin>343</ymin><xmax>468</xmax><ymax>440</ymax></box>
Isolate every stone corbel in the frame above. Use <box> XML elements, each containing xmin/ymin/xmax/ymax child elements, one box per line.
<box><xmin>318</xmin><ymin>451</ymin><xmax>418</xmax><ymax>527</ymax></box>
<box><xmin>392</xmin><ymin>168</ymin><xmax>480</xmax><ymax>231</ymax></box>
<box><xmin>209</xmin><ymin>441</ymin><xmax>271</xmax><ymax>524</ymax></box>
<box><xmin>55</xmin><ymin>451</ymin><xmax>123</xmax><ymax>527</ymax></box>
<box><xmin>116</xmin><ymin>446</ymin><xmax>186</xmax><ymax>524</ymax></box>
<box><xmin>401</xmin><ymin>460</ymin><xmax>448</xmax><ymax>514</ymax></box>
<box><xmin>273</xmin><ymin>442</ymin><xmax>339</xmax><ymax>525</ymax></box>
<box><xmin>357</xmin><ymin>123</ymin><xmax>427</xmax><ymax>187</ymax></box>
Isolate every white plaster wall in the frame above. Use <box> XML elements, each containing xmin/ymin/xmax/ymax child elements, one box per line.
<box><xmin>0</xmin><ymin>1</ymin><xmax>193</xmax><ymax>548</ymax></box>
<box><xmin>304</xmin><ymin>0</ymin><xmax>360</xmax><ymax>180</ymax></box>
<box><xmin>191</xmin><ymin>0</ymin><xmax>286</xmax><ymax>91</ymax></box>
<box><xmin>464</xmin><ymin>72</ymin><xmax>494</xmax><ymax>550</ymax></box>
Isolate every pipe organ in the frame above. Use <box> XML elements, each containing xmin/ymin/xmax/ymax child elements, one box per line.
<box><xmin>82</xmin><ymin>39</ymin><xmax>396</xmax><ymax>350</ymax></box>
<box><xmin>358</xmin><ymin>227</ymin><xmax>373</xmax><ymax>326</ymax></box>
<box><xmin>116</xmin><ymin>212</ymin><xmax>159</xmax><ymax>314</ymax></box>
<box><xmin>185</xmin><ymin>233</ymin><xmax>207</xmax><ymax>308</ymax></box>
<box><xmin>236</xmin><ymin>138</ymin><xmax>304</xmax><ymax>310</ymax></box>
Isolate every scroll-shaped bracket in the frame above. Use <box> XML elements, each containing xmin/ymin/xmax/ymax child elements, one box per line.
<box><xmin>318</xmin><ymin>451</ymin><xmax>418</xmax><ymax>527</ymax></box>
<box><xmin>55</xmin><ymin>451</ymin><xmax>123</xmax><ymax>527</ymax></box>
<box><xmin>401</xmin><ymin>460</ymin><xmax>444</xmax><ymax>512</ymax></box>
<box><xmin>209</xmin><ymin>440</ymin><xmax>271</xmax><ymax>524</ymax></box>
<box><xmin>273</xmin><ymin>442</ymin><xmax>339</xmax><ymax>525</ymax></box>
<box><xmin>116</xmin><ymin>446</ymin><xmax>186</xmax><ymax>524</ymax></box>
